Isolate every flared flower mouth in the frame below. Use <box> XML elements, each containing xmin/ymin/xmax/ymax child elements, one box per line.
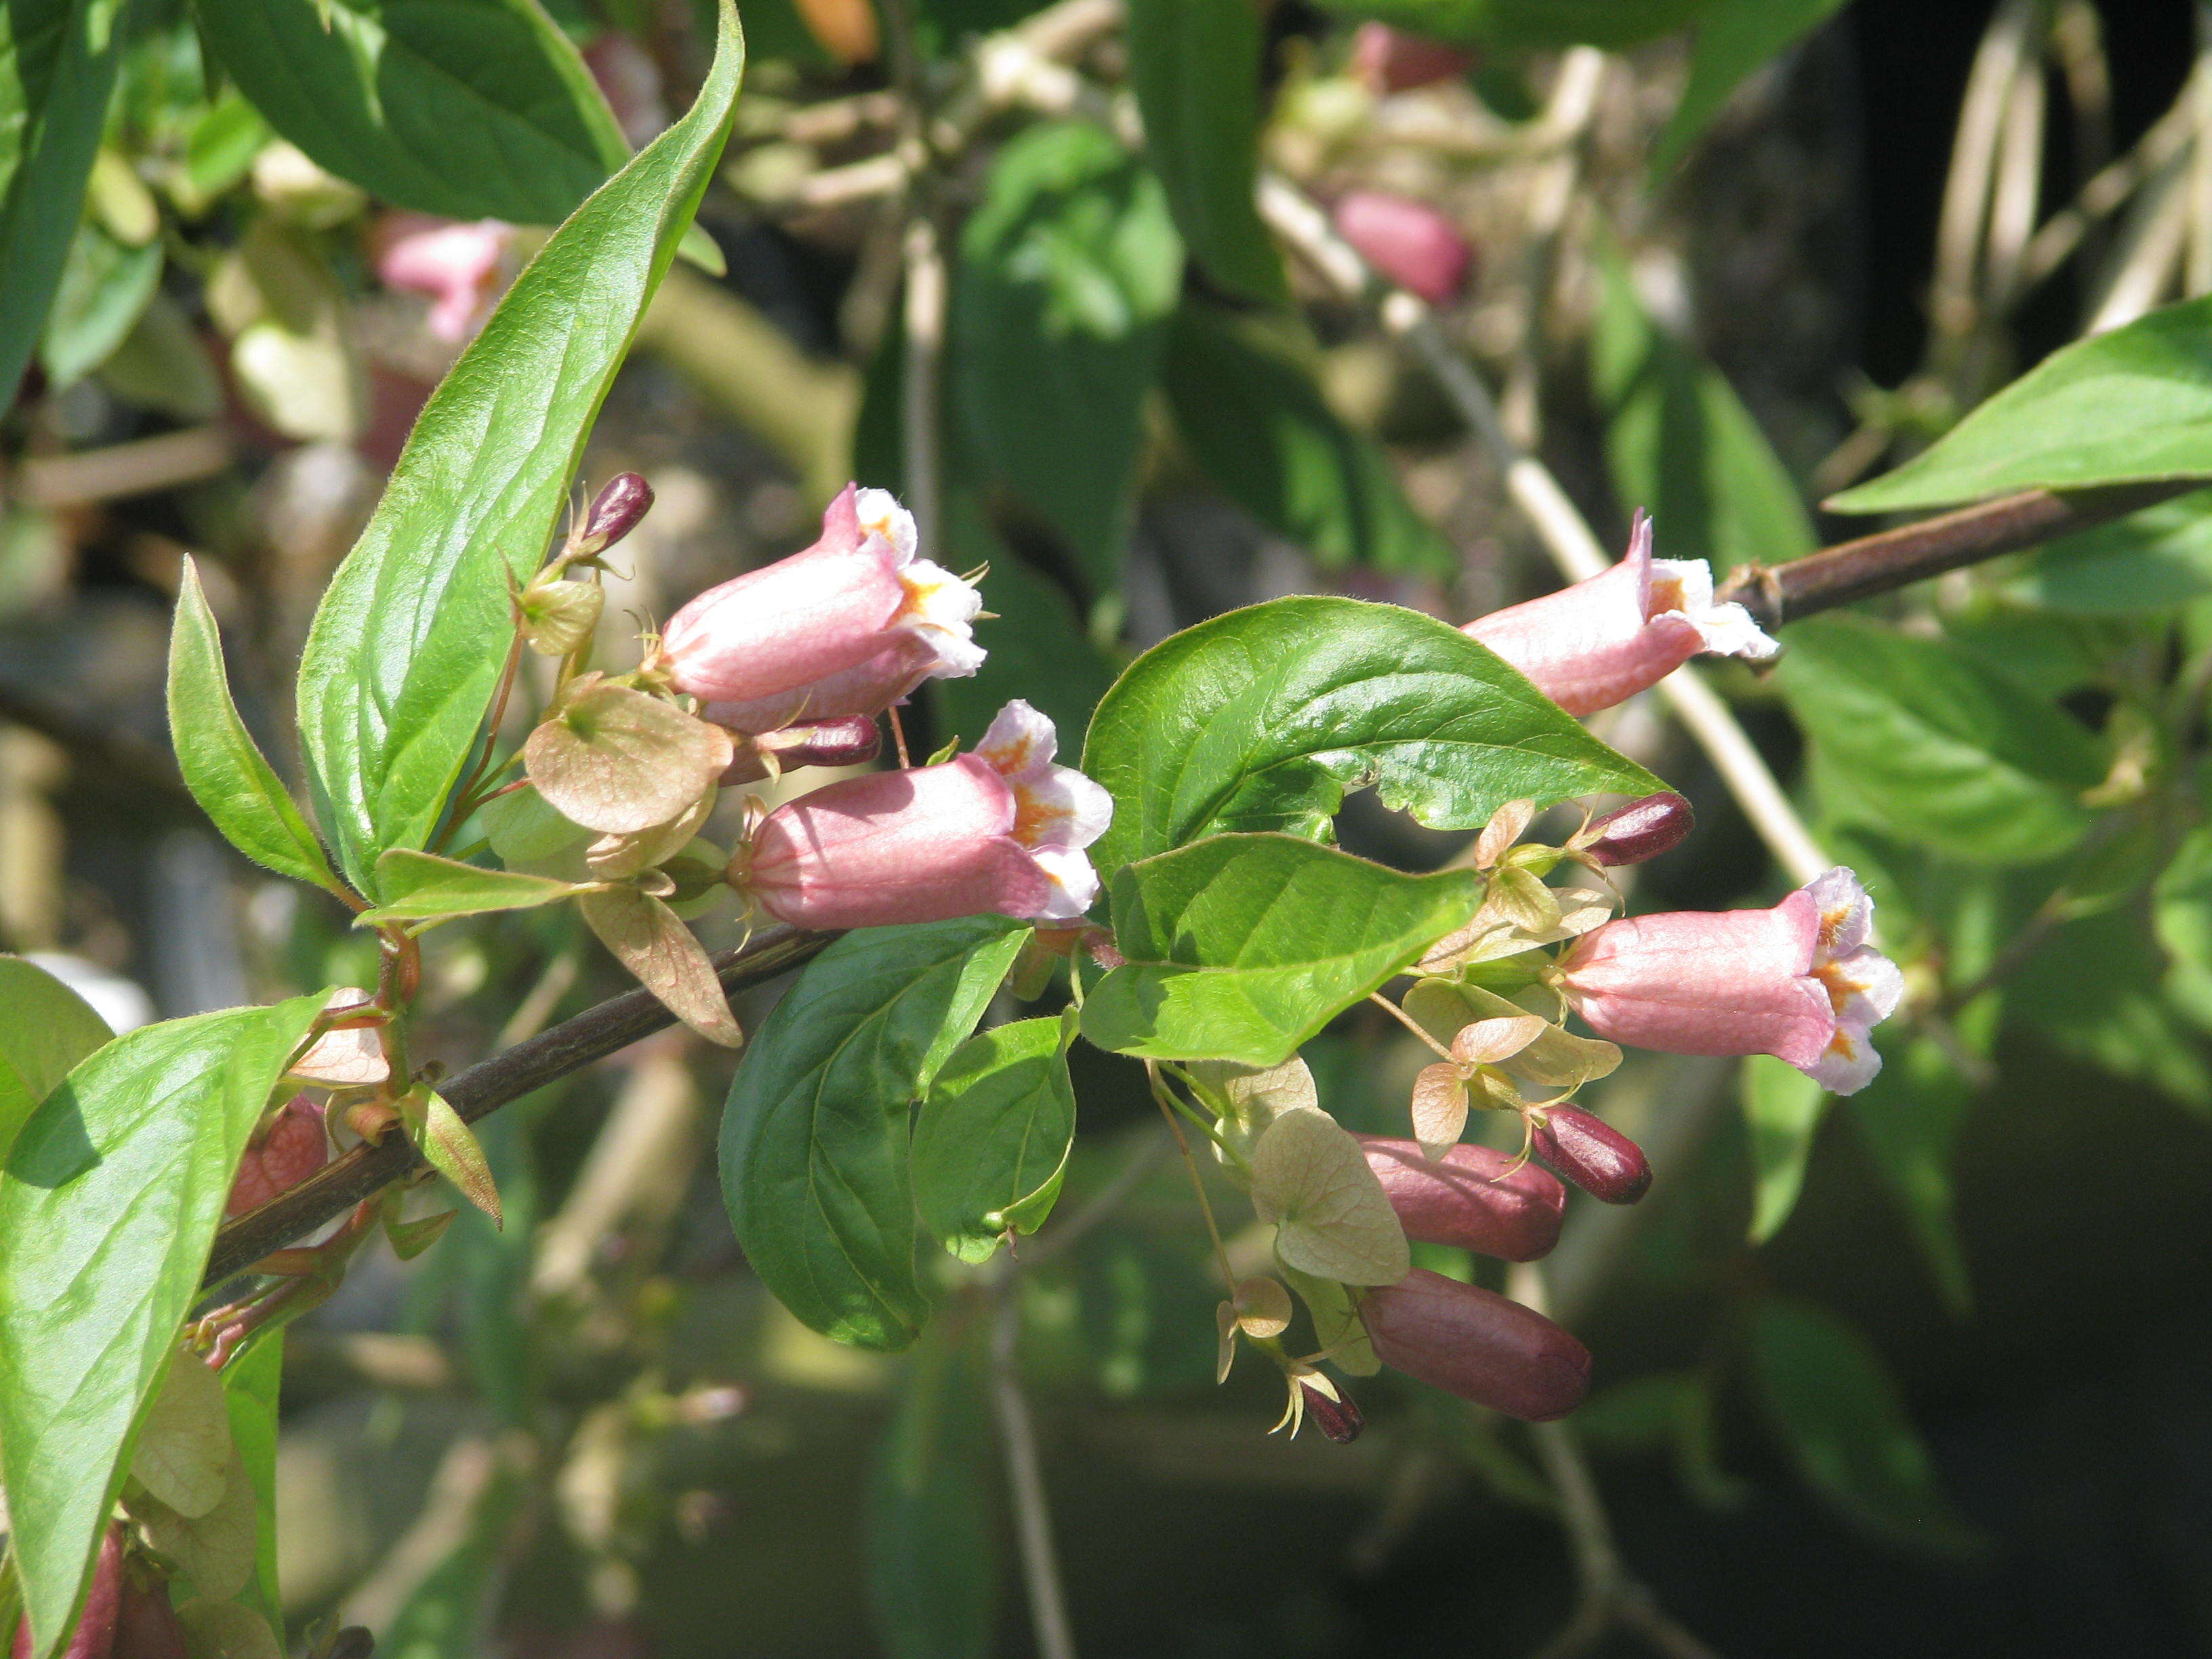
<box><xmin>853</xmin><ymin>487</ymin><xmax>985</xmax><ymax>678</ymax></box>
<box><xmin>1631</xmin><ymin>512</ymin><xmax>1780</xmax><ymax>662</ymax></box>
<box><xmin>975</xmin><ymin>700</ymin><xmax>1113</xmax><ymax>918</ymax></box>
<box><xmin>1798</xmin><ymin>867</ymin><xmax>1903</xmax><ymax>1093</ymax></box>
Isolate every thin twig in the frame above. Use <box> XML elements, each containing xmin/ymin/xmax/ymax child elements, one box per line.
<box><xmin>203</xmin><ymin>926</ymin><xmax>832</xmax><ymax>1286</ymax></box>
<box><xmin>991</xmin><ymin>1290</ymin><xmax>1079</xmax><ymax>1659</ymax></box>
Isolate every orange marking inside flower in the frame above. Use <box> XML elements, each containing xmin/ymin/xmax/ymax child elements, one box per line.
<box><xmin>1815</xmin><ymin>902</ymin><xmax>1853</xmax><ymax>955</ymax></box>
<box><xmin>1811</xmin><ymin>960</ymin><xmax>1858</xmax><ymax>1015</ymax></box>
<box><xmin>1011</xmin><ymin>786</ymin><xmax>1067</xmax><ymax>846</ymax></box>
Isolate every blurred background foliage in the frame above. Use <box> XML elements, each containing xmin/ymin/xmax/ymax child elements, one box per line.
<box><xmin>4</xmin><ymin>0</ymin><xmax>2212</xmax><ymax>1654</ymax></box>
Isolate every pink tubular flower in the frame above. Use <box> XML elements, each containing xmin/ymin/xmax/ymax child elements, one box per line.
<box><xmin>741</xmin><ymin>701</ymin><xmax>1111</xmax><ymax>929</ymax></box>
<box><xmin>1464</xmin><ymin>512</ymin><xmax>1777</xmax><ymax>716</ymax></box>
<box><xmin>1332</xmin><ymin>190</ymin><xmax>1473</xmax><ymax>305</ymax></box>
<box><xmin>1359</xmin><ymin>1269</ymin><xmax>1591</xmax><ymax>1421</ymax></box>
<box><xmin>660</xmin><ymin>485</ymin><xmax>981</xmax><ymax>710</ymax></box>
<box><xmin>703</xmin><ymin>634</ymin><xmax>941</xmax><ymax>735</ymax></box>
<box><xmin>1359</xmin><ymin>1136</ymin><xmax>1565</xmax><ymax>1262</ymax></box>
<box><xmin>1349</xmin><ymin>23</ymin><xmax>1475</xmax><ymax>94</ymax></box>
<box><xmin>374</xmin><ymin>215</ymin><xmax>510</xmax><ymax>343</ymax></box>
<box><xmin>226</xmin><ymin>1094</ymin><xmax>330</xmax><ymax>1218</ymax></box>
<box><xmin>1555</xmin><ymin>867</ymin><xmax>1904</xmax><ymax>1094</ymax></box>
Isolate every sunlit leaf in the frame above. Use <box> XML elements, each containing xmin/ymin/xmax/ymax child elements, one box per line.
<box><xmin>913</xmin><ymin>1015</ymin><xmax>1078</xmax><ymax>1263</ymax></box>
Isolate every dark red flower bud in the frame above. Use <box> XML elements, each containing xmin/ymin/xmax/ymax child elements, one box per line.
<box><xmin>1580</xmin><ymin>792</ymin><xmax>1694</xmax><ymax>867</ymax></box>
<box><xmin>1350</xmin><ymin>23</ymin><xmax>1475</xmax><ymax>94</ymax></box>
<box><xmin>18</xmin><ymin>1523</ymin><xmax>127</xmax><ymax>1659</ymax></box>
<box><xmin>1359</xmin><ymin>1269</ymin><xmax>1591</xmax><ymax>1421</ymax></box>
<box><xmin>225</xmin><ymin>1094</ymin><xmax>329</xmax><ymax>1218</ymax></box>
<box><xmin>1359</xmin><ymin>1136</ymin><xmax>1565</xmax><ymax>1262</ymax></box>
<box><xmin>577</xmin><ymin>472</ymin><xmax>653</xmax><ymax>557</ymax></box>
<box><xmin>1300</xmin><ymin>1379</ymin><xmax>1364</xmax><ymax>1443</ymax></box>
<box><xmin>112</xmin><ymin>1564</ymin><xmax>187</xmax><ymax>1659</ymax></box>
<box><xmin>1528</xmin><ymin>1105</ymin><xmax>1651</xmax><ymax>1204</ymax></box>
<box><xmin>721</xmin><ymin>715</ymin><xmax>884</xmax><ymax>784</ymax></box>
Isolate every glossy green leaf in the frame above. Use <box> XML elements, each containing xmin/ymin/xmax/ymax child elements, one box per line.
<box><xmin>1748</xmin><ymin>1298</ymin><xmax>1986</xmax><ymax>1558</ymax></box>
<box><xmin>1774</xmin><ymin>615</ymin><xmax>2105</xmax><ymax>865</ymax></box>
<box><xmin>357</xmin><ymin>849</ymin><xmax>588</xmax><ymax>926</ymax></box>
<box><xmin>0</xmin><ymin>994</ymin><xmax>324</xmax><ymax>1659</ymax></box>
<box><xmin>720</xmin><ymin>918</ymin><xmax>1030</xmax><ymax>1349</ymax></box>
<box><xmin>954</xmin><ymin>119</ymin><xmax>1181</xmax><ymax>593</ymax></box>
<box><xmin>1848</xmin><ymin>1033</ymin><xmax>1975</xmax><ymax>1315</ymax></box>
<box><xmin>0</xmin><ymin>0</ymin><xmax>131</xmax><ymax>409</ymax></box>
<box><xmin>1310</xmin><ymin>0</ymin><xmax>1708</xmax><ymax>49</ymax></box>
<box><xmin>194</xmin><ymin>0</ymin><xmax>630</xmax><ymax>224</ymax></box>
<box><xmin>2017</xmin><ymin>489</ymin><xmax>2212</xmax><ymax>613</ymax></box>
<box><xmin>1162</xmin><ymin>304</ymin><xmax>1458</xmax><ymax>581</ymax></box>
<box><xmin>1082</xmin><ymin>834</ymin><xmax>1479</xmax><ymax>1065</ymax></box>
<box><xmin>167</xmin><ymin>559</ymin><xmax>344</xmax><ymax>897</ymax></box>
<box><xmin>914</xmin><ymin>1015</ymin><xmax>1078</xmax><ymax>1263</ymax></box>
<box><xmin>0</xmin><ymin>957</ymin><xmax>112</xmax><ymax>1167</ymax></box>
<box><xmin>294</xmin><ymin>4</ymin><xmax>743</xmax><ymax>899</ymax></box>
<box><xmin>1124</xmin><ymin>0</ymin><xmax>1284</xmax><ymax>304</ymax></box>
<box><xmin>1591</xmin><ymin>251</ymin><xmax>1814</xmax><ymax>573</ymax></box>
<box><xmin>1650</xmin><ymin>0</ymin><xmax>1851</xmax><ymax>177</ymax></box>
<box><xmin>865</xmin><ymin>1340</ymin><xmax>999</xmax><ymax>1659</ymax></box>
<box><xmin>1082</xmin><ymin>595</ymin><xmax>1664</xmax><ymax>880</ymax></box>
<box><xmin>1740</xmin><ymin>1054</ymin><xmax>1826</xmax><ymax>1244</ymax></box>
<box><xmin>1830</xmin><ymin>294</ymin><xmax>2212</xmax><ymax>512</ymax></box>
<box><xmin>39</xmin><ymin>222</ymin><xmax>160</xmax><ymax>388</ymax></box>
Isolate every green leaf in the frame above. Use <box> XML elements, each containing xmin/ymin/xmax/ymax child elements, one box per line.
<box><xmin>1124</xmin><ymin>0</ymin><xmax>1284</xmax><ymax>304</ymax></box>
<box><xmin>39</xmin><ymin>222</ymin><xmax>160</xmax><ymax>388</ymax></box>
<box><xmin>1830</xmin><ymin>293</ymin><xmax>2212</xmax><ymax>512</ymax></box>
<box><xmin>0</xmin><ymin>0</ymin><xmax>132</xmax><ymax>411</ymax></box>
<box><xmin>1590</xmin><ymin>251</ymin><xmax>1814</xmax><ymax>572</ymax></box>
<box><xmin>1847</xmin><ymin>1033</ymin><xmax>1975</xmax><ymax>1315</ymax></box>
<box><xmin>167</xmin><ymin>558</ymin><xmax>344</xmax><ymax>896</ymax></box>
<box><xmin>2016</xmin><ymin>488</ymin><xmax>2212</xmax><ymax>613</ymax></box>
<box><xmin>1162</xmin><ymin>303</ymin><xmax>1458</xmax><ymax>581</ymax></box>
<box><xmin>954</xmin><ymin>119</ymin><xmax>1181</xmax><ymax>594</ymax></box>
<box><xmin>0</xmin><ymin>994</ymin><xmax>324</xmax><ymax>1659</ymax></box>
<box><xmin>0</xmin><ymin>956</ymin><xmax>112</xmax><ymax>1167</ymax></box>
<box><xmin>194</xmin><ymin>0</ymin><xmax>630</xmax><ymax>225</ymax></box>
<box><xmin>293</xmin><ymin>3</ymin><xmax>743</xmax><ymax>899</ymax></box>
<box><xmin>1082</xmin><ymin>834</ymin><xmax>1479</xmax><ymax>1065</ymax></box>
<box><xmin>1309</xmin><ymin>0</ymin><xmax>1709</xmax><ymax>49</ymax></box>
<box><xmin>219</xmin><ymin>1334</ymin><xmax>286</xmax><ymax>1618</ymax></box>
<box><xmin>129</xmin><ymin>1348</ymin><xmax>233</xmax><ymax>1519</ymax></box>
<box><xmin>408</xmin><ymin>1088</ymin><xmax>502</xmax><ymax>1226</ymax></box>
<box><xmin>719</xmin><ymin>918</ymin><xmax>1030</xmax><ymax>1350</ymax></box>
<box><xmin>1082</xmin><ymin>595</ymin><xmax>1664</xmax><ymax>881</ymax></box>
<box><xmin>357</xmin><ymin>849</ymin><xmax>587</xmax><ymax>926</ymax></box>
<box><xmin>1774</xmin><ymin>614</ymin><xmax>2105</xmax><ymax>865</ymax></box>
<box><xmin>2012</xmin><ymin>900</ymin><xmax>2212</xmax><ymax>1111</ymax></box>
<box><xmin>865</xmin><ymin>1339</ymin><xmax>1000</xmax><ymax>1659</ymax></box>
<box><xmin>1249</xmin><ymin>1106</ymin><xmax>1410</xmax><ymax>1285</ymax></box>
<box><xmin>914</xmin><ymin>1015</ymin><xmax>1078</xmax><ymax>1263</ymax></box>
<box><xmin>1747</xmin><ymin>1298</ymin><xmax>1986</xmax><ymax>1558</ymax></box>
<box><xmin>934</xmin><ymin>510</ymin><xmax>1118</xmax><ymax>750</ymax></box>
<box><xmin>1740</xmin><ymin>1053</ymin><xmax>1827</xmax><ymax>1244</ymax></box>
<box><xmin>1649</xmin><ymin>0</ymin><xmax>1851</xmax><ymax>178</ymax></box>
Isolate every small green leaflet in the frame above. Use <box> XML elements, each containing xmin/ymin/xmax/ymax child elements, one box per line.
<box><xmin>1082</xmin><ymin>834</ymin><xmax>1480</xmax><ymax>1066</ymax></box>
<box><xmin>720</xmin><ymin>918</ymin><xmax>1030</xmax><ymax>1350</ymax></box>
<box><xmin>1082</xmin><ymin>595</ymin><xmax>1663</xmax><ymax>880</ymax></box>
<box><xmin>357</xmin><ymin>849</ymin><xmax>590</xmax><ymax>926</ymax></box>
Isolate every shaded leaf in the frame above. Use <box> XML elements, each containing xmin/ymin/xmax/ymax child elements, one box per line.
<box><xmin>218</xmin><ymin>1334</ymin><xmax>285</xmax><ymax>1618</ymax></box>
<box><xmin>720</xmin><ymin>918</ymin><xmax>1030</xmax><ymax>1349</ymax></box>
<box><xmin>1847</xmin><ymin>1035</ymin><xmax>1974</xmax><ymax>1315</ymax></box>
<box><xmin>1082</xmin><ymin>835</ymin><xmax>1479</xmax><ymax>1066</ymax></box>
<box><xmin>1740</xmin><ymin>1053</ymin><xmax>1827</xmax><ymax>1244</ymax></box>
<box><xmin>0</xmin><ymin>957</ymin><xmax>112</xmax><ymax>1167</ymax></box>
<box><xmin>294</xmin><ymin>7</ymin><xmax>744</xmax><ymax>897</ymax></box>
<box><xmin>40</xmin><ymin>222</ymin><xmax>161</xmax><ymax>388</ymax></box>
<box><xmin>1250</xmin><ymin>1108</ymin><xmax>1410</xmax><ymax>1286</ymax></box>
<box><xmin>1082</xmin><ymin>596</ymin><xmax>1664</xmax><ymax>881</ymax></box>
<box><xmin>1650</xmin><ymin>0</ymin><xmax>1851</xmax><ymax>178</ymax></box>
<box><xmin>865</xmin><ymin>1339</ymin><xmax>1000</xmax><ymax>1659</ymax></box>
<box><xmin>1280</xmin><ymin>1263</ymin><xmax>1380</xmax><ymax>1375</ymax></box>
<box><xmin>1162</xmin><ymin>303</ymin><xmax>1458</xmax><ymax>580</ymax></box>
<box><xmin>914</xmin><ymin>1015</ymin><xmax>1078</xmax><ymax>1263</ymax></box>
<box><xmin>1309</xmin><ymin>0</ymin><xmax>1711</xmax><ymax>50</ymax></box>
<box><xmin>577</xmin><ymin>886</ymin><xmax>742</xmax><ymax>1048</ymax></box>
<box><xmin>2017</xmin><ymin>489</ymin><xmax>2212</xmax><ymax>613</ymax></box>
<box><xmin>933</xmin><ymin>505</ymin><xmax>1118</xmax><ymax>748</ymax></box>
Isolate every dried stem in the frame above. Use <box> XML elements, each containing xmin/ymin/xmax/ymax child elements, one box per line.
<box><xmin>204</xmin><ymin>926</ymin><xmax>832</xmax><ymax>1287</ymax></box>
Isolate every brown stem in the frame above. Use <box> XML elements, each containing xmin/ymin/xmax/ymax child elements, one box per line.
<box><xmin>203</xmin><ymin>925</ymin><xmax>834</xmax><ymax>1288</ymax></box>
<box><xmin>1717</xmin><ymin>480</ymin><xmax>2192</xmax><ymax>631</ymax></box>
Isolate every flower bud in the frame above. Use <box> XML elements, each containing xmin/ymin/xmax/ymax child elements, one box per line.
<box><xmin>1300</xmin><ymin>1378</ymin><xmax>1364</xmax><ymax>1443</ymax></box>
<box><xmin>721</xmin><ymin>714</ymin><xmax>883</xmax><ymax>784</ymax></box>
<box><xmin>18</xmin><ymin>1523</ymin><xmax>127</xmax><ymax>1659</ymax></box>
<box><xmin>1359</xmin><ymin>1136</ymin><xmax>1565</xmax><ymax>1261</ymax></box>
<box><xmin>1556</xmin><ymin>865</ymin><xmax>1903</xmax><ymax>1094</ymax></box>
<box><xmin>1331</xmin><ymin>190</ymin><xmax>1473</xmax><ymax>305</ymax></box>
<box><xmin>1526</xmin><ymin>1106</ymin><xmax>1650</xmax><ymax>1204</ymax></box>
<box><xmin>1359</xmin><ymin>1269</ymin><xmax>1591</xmax><ymax>1421</ymax></box>
<box><xmin>739</xmin><ymin>701</ymin><xmax>1111</xmax><ymax>929</ymax></box>
<box><xmin>1349</xmin><ymin>23</ymin><xmax>1475</xmax><ymax>93</ymax></box>
<box><xmin>660</xmin><ymin>485</ymin><xmax>981</xmax><ymax>709</ymax></box>
<box><xmin>1577</xmin><ymin>792</ymin><xmax>1694</xmax><ymax>867</ymax></box>
<box><xmin>112</xmin><ymin>1563</ymin><xmax>188</xmax><ymax>1659</ymax></box>
<box><xmin>226</xmin><ymin>1094</ymin><xmax>330</xmax><ymax>1218</ymax></box>
<box><xmin>373</xmin><ymin>214</ymin><xmax>510</xmax><ymax>343</ymax></box>
<box><xmin>577</xmin><ymin>472</ymin><xmax>653</xmax><ymax>558</ymax></box>
<box><xmin>1465</xmin><ymin>513</ymin><xmax>1777</xmax><ymax>716</ymax></box>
